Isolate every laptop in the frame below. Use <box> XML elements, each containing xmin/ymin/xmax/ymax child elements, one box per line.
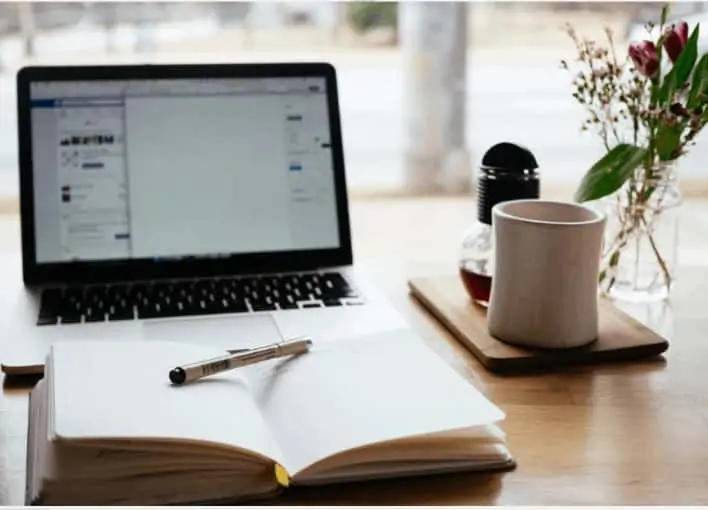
<box><xmin>1</xmin><ymin>63</ymin><xmax>409</xmax><ymax>375</ymax></box>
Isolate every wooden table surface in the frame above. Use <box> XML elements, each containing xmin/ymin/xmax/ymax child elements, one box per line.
<box><xmin>1</xmin><ymin>251</ymin><xmax>708</xmax><ymax>505</ymax></box>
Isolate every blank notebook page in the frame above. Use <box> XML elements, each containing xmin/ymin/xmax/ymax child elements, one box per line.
<box><xmin>49</xmin><ymin>341</ymin><xmax>283</xmax><ymax>463</ymax></box>
<box><xmin>244</xmin><ymin>329</ymin><xmax>505</xmax><ymax>475</ymax></box>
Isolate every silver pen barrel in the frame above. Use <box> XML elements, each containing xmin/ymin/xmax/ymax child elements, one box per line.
<box><xmin>169</xmin><ymin>336</ymin><xmax>313</xmax><ymax>385</ymax></box>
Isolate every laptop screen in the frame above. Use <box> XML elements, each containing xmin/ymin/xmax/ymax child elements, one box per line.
<box><xmin>28</xmin><ymin>76</ymin><xmax>340</xmax><ymax>264</ymax></box>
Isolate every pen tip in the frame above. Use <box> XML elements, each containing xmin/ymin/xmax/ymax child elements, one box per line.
<box><xmin>169</xmin><ymin>367</ymin><xmax>186</xmax><ymax>385</ymax></box>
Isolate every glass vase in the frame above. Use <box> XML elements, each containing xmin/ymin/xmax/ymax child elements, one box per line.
<box><xmin>599</xmin><ymin>161</ymin><xmax>682</xmax><ymax>303</ymax></box>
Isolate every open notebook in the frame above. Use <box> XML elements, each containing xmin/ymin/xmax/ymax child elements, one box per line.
<box><xmin>26</xmin><ymin>330</ymin><xmax>515</xmax><ymax>505</ymax></box>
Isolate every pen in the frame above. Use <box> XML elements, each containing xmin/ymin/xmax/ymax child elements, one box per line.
<box><xmin>168</xmin><ymin>336</ymin><xmax>313</xmax><ymax>385</ymax></box>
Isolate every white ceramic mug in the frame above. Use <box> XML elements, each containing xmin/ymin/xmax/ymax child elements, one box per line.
<box><xmin>487</xmin><ymin>199</ymin><xmax>606</xmax><ymax>349</ymax></box>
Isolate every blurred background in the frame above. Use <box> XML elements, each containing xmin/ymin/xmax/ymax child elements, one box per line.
<box><xmin>0</xmin><ymin>1</ymin><xmax>707</xmax><ymax>201</ymax></box>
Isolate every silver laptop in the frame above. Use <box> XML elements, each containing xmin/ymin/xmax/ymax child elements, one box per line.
<box><xmin>1</xmin><ymin>63</ymin><xmax>408</xmax><ymax>375</ymax></box>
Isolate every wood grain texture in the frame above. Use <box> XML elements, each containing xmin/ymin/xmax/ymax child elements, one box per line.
<box><xmin>409</xmin><ymin>275</ymin><xmax>670</xmax><ymax>372</ymax></box>
<box><xmin>1</xmin><ymin>250</ymin><xmax>708</xmax><ymax>503</ymax></box>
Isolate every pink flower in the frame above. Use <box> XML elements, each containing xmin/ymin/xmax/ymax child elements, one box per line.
<box><xmin>629</xmin><ymin>41</ymin><xmax>660</xmax><ymax>78</ymax></box>
<box><xmin>664</xmin><ymin>21</ymin><xmax>689</xmax><ymax>62</ymax></box>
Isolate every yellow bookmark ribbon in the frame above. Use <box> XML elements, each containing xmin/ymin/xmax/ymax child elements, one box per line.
<box><xmin>274</xmin><ymin>463</ymin><xmax>290</xmax><ymax>487</ymax></box>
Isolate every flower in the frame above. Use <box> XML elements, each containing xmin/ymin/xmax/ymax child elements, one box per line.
<box><xmin>663</xmin><ymin>21</ymin><xmax>689</xmax><ymax>62</ymax></box>
<box><xmin>629</xmin><ymin>41</ymin><xmax>660</xmax><ymax>78</ymax></box>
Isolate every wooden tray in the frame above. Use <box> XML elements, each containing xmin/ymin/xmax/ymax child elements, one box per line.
<box><xmin>408</xmin><ymin>275</ymin><xmax>670</xmax><ymax>373</ymax></box>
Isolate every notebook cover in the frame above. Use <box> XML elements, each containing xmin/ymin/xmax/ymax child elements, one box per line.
<box><xmin>408</xmin><ymin>275</ymin><xmax>670</xmax><ymax>373</ymax></box>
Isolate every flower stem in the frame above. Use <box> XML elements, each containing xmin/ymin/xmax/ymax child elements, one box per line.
<box><xmin>601</xmin><ymin>169</ymin><xmax>674</xmax><ymax>296</ymax></box>
<box><xmin>640</xmin><ymin>215</ymin><xmax>673</xmax><ymax>289</ymax></box>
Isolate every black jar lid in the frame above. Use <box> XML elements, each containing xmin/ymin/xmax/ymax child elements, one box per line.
<box><xmin>477</xmin><ymin>142</ymin><xmax>540</xmax><ymax>225</ymax></box>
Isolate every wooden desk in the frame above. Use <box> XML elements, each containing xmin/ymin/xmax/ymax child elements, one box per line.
<box><xmin>1</xmin><ymin>254</ymin><xmax>708</xmax><ymax>505</ymax></box>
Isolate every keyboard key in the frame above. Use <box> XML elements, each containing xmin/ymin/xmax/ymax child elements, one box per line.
<box><xmin>108</xmin><ymin>310</ymin><xmax>134</xmax><ymax>321</ymax></box>
<box><xmin>224</xmin><ymin>301</ymin><xmax>249</xmax><ymax>314</ymax></box>
<box><xmin>277</xmin><ymin>294</ymin><xmax>297</xmax><ymax>308</ymax></box>
<box><xmin>36</xmin><ymin>316</ymin><xmax>58</xmax><ymax>326</ymax></box>
<box><xmin>137</xmin><ymin>303</ymin><xmax>167</xmax><ymax>319</ymax></box>
<box><xmin>251</xmin><ymin>302</ymin><xmax>277</xmax><ymax>312</ymax></box>
<box><xmin>84</xmin><ymin>306</ymin><xmax>105</xmax><ymax>322</ymax></box>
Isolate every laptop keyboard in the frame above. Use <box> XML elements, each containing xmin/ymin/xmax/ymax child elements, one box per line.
<box><xmin>37</xmin><ymin>271</ymin><xmax>362</xmax><ymax>325</ymax></box>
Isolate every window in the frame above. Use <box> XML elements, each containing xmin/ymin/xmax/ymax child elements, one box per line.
<box><xmin>1</xmin><ymin>1</ymin><xmax>706</xmax><ymax>203</ymax></box>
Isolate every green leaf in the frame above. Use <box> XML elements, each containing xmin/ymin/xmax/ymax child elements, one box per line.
<box><xmin>688</xmin><ymin>53</ymin><xmax>708</xmax><ymax>108</ymax></box>
<box><xmin>661</xmin><ymin>4</ymin><xmax>669</xmax><ymax>27</ymax></box>
<box><xmin>574</xmin><ymin>144</ymin><xmax>649</xmax><ymax>202</ymax></box>
<box><xmin>659</xmin><ymin>24</ymin><xmax>700</xmax><ymax>105</ymax></box>
<box><xmin>655</xmin><ymin>122</ymin><xmax>684</xmax><ymax>160</ymax></box>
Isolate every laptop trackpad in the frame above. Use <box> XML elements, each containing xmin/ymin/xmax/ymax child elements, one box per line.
<box><xmin>141</xmin><ymin>315</ymin><xmax>284</xmax><ymax>352</ymax></box>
